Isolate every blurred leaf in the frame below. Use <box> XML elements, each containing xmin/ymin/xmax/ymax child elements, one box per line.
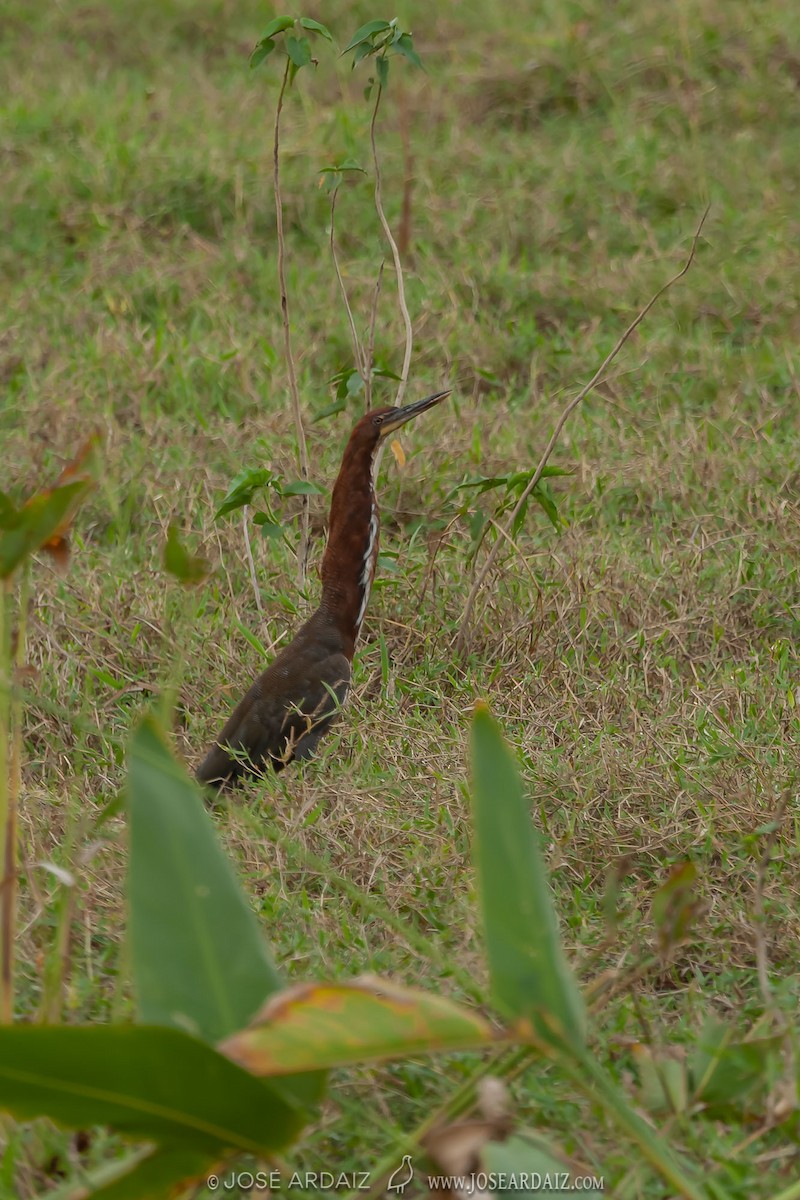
<box><xmin>651</xmin><ymin>861</ymin><xmax>699</xmax><ymax>954</ymax></box>
<box><xmin>259</xmin><ymin>16</ymin><xmax>294</xmax><ymax>40</ymax></box>
<box><xmin>312</xmin><ymin>397</ymin><xmax>348</xmax><ymax>423</ymax></box>
<box><xmin>376</xmin><ymin>55</ymin><xmax>389</xmax><ymax>88</ymax></box>
<box><xmin>215</xmin><ymin>468</ymin><xmax>276</xmax><ymax>519</ymax></box>
<box><xmin>286</xmin><ymin>34</ymin><xmax>312</xmax><ymax>69</ymax></box>
<box><xmin>0</xmin><ymin>1024</ymin><xmax>302</xmax><ymax>1152</ymax></box>
<box><xmin>163</xmin><ymin>525</ymin><xmax>210</xmax><ymax>586</ymax></box>
<box><xmin>395</xmin><ymin>32</ymin><xmax>424</xmax><ymax>70</ymax></box>
<box><xmin>0</xmin><ymin>481</ymin><xmax>90</xmax><ymax>578</ymax></box>
<box><xmin>0</xmin><ymin>491</ymin><xmax>18</xmax><ymax>530</ymax></box>
<box><xmin>278</xmin><ymin>479</ymin><xmax>323</xmax><ymax>497</ymax></box>
<box><xmin>470</xmin><ymin>704</ymin><xmax>585</xmax><ymax>1051</ymax></box>
<box><xmin>221</xmin><ymin>977</ymin><xmax>497</xmax><ymax>1075</ymax></box>
<box><xmin>484</xmin><ymin>1133</ymin><xmax>576</xmax><ymax>1197</ymax></box>
<box><xmin>258</xmin><ymin>520</ymin><xmax>285</xmax><ymax>539</ymax></box>
<box><xmin>343</xmin><ymin>19</ymin><xmax>392</xmax><ymax>53</ymax></box>
<box><xmin>127</xmin><ymin>717</ymin><xmax>282</xmax><ymax>1042</ymax></box>
<box><xmin>49</xmin><ymin>1145</ymin><xmax>217</xmax><ymax>1200</ymax></box>
<box><xmin>633</xmin><ymin>1044</ymin><xmax>689</xmax><ymax>1115</ymax></box>
<box><xmin>390</xmin><ymin>439</ymin><xmax>406</xmax><ymax>468</ymax></box>
<box><xmin>689</xmin><ymin>1019</ymin><xmax>782</xmax><ymax>1115</ymax></box>
<box><xmin>0</xmin><ymin>436</ymin><xmax>99</xmax><ymax>577</ymax></box>
<box><xmin>250</xmin><ymin>38</ymin><xmax>275</xmax><ymax>68</ymax></box>
<box><xmin>299</xmin><ymin>17</ymin><xmax>332</xmax><ymax>41</ymax></box>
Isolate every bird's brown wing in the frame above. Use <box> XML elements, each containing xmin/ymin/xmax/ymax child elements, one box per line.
<box><xmin>196</xmin><ymin>652</ymin><xmax>351</xmax><ymax>787</ymax></box>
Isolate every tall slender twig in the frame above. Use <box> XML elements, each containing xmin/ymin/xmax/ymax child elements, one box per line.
<box><xmin>0</xmin><ymin>579</ymin><xmax>10</xmax><ymax>1021</ymax></box>
<box><xmin>1</xmin><ymin>563</ymin><xmax>28</xmax><ymax>1020</ymax></box>
<box><xmin>456</xmin><ymin>207</ymin><xmax>710</xmax><ymax>651</ymax></box>
<box><xmin>365</xmin><ymin>261</ymin><xmax>385</xmax><ymax>411</ymax></box>
<box><xmin>273</xmin><ymin>57</ymin><xmax>310</xmax><ymax>584</ymax></box>
<box><xmin>242</xmin><ymin>506</ymin><xmax>263</xmax><ymax>617</ymax></box>
<box><xmin>330</xmin><ymin>184</ymin><xmax>367</xmax><ymax>390</ymax></box>
<box><xmin>370</xmin><ymin>81</ymin><xmax>413</xmax><ymax>409</ymax></box>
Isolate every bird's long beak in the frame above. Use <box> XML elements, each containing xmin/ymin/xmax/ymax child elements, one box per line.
<box><xmin>377</xmin><ymin>389</ymin><xmax>452</xmax><ymax>438</ymax></box>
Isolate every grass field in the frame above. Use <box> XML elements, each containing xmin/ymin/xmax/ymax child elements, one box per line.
<box><xmin>2</xmin><ymin>0</ymin><xmax>799</xmax><ymax>1195</ymax></box>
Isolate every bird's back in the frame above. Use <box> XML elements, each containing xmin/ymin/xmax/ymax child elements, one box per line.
<box><xmin>196</xmin><ymin>613</ymin><xmax>351</xmax><ymax>787</ymax></box>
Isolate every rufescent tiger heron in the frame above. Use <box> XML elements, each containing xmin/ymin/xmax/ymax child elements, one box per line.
<box><xmin>196</xmin><ymin>389</ymin><xmax>451</xmax><ymax>787</ymax></box>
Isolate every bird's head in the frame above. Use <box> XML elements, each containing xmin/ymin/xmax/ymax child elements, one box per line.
<box><xmin>348</xmin><ymin>389</ymin><xmax>452</xmax><ymax>455</ymax></box>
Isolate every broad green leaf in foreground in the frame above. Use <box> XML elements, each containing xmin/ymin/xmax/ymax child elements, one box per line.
<box><xmin>469</xmin><ymin>703</ymin><xmax>585</xmax><ymax>1050</ymax></box>
<box><xmin>0</xmin><ymin>1025</ymin><xmax>301</xmax><ymax>1153</ymax></box>
<box><xmin>127</xmin><ymin>718</ymin><xmax>282</xmax><ymax>1042</ymax></box>
<box><xmin>220</xmin><ymin>976</ymin><xmax>498</xmax><ymax>1075</ymax></box>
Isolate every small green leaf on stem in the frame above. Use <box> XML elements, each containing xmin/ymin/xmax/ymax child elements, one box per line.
<box><xmin>259</xmin><ymin>16</ymin><xmax>295</xmax><ymax>40</ymax></box>
<box><xmin>250</xmin><ymin>38</ymin><xmax>276</xmax><ymax>68</ymax></box>
<box><xmin>286</xmin><ymin>35</ymin><xmax>312</xmax><ymax>69</ymax></box>
<box><xmin>395</xmin><ymin>32</ymin><xmax>424</xmax><ymax>69</ymax></box>
<box><xmin>278</xmin><ymin>480</ymin><xmax>323</xmax><ymax>497</ymax></box>
<box><xmin>215</xmin><ymin>468</ymin><xmax>277</xmax><ymax>519</ymax></box>
<box><xmin>299</xmin><ymin>17</ymin><xmax>332</xmax><ymax>42</ymax></box>
<box><xmin>343</xmin><ymin>20</ymin><xmax>392</xmax><ymax>54</ymax></box>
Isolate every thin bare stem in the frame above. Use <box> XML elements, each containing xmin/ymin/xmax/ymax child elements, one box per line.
<box><xmin>370</xmin><ymin>82</ymin><xmax>413</xmax><ymax>408</ymax></box>
<box><xmin>456</xmin><ymin>207</ymin><xmax>710</xmax><ymax>651</ymax></box>
<box><xmin>1</xmin><ymin>563</ymin><xmax>28</xmax><ymax>1020</ymax></box>
<box><xmin>0</xmin><ymin>579</ymin><xmax>10</xmax><ymax>1022</ymax></box>
<box><xmin>365</xmin><ymin>260</ymin><xmax>385</xmax><ymax>410</ymax></box>
<box><xmin>274</xmin><ymin>56</ymin><xmax>310</xmax><ymax>584</ymax></box>
<box><xmin>242</xmin><ymin>505</ymin><xmax>263</xmax><ymax>617</ymax></box>
<box><xmin>330</xmin><ymin>184</ymin><xmax>367</xmax><ymax>390</ymax></box>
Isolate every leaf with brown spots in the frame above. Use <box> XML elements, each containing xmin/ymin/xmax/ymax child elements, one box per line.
<box><xmin>220</xmin><ymin>976</ymin><xmax>498</xmax><ymax>1076</ymax></box>
<box><xmin>0</xmin><ymin>436</ymin><xmax>100</xmax><ymax>578</ymax></box>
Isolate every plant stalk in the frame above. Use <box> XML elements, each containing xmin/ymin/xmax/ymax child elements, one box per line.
<box><xmin>370</xmin><ymin>80</ymin><xmax>413</xmax><ymax>408</ymax></box>
<box><xmin>273</xmin><ymin>55</ymin><xmax>310</xmax><ymax>584</ymax></box>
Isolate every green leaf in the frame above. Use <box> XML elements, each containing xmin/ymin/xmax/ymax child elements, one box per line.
<box><xmin>395</xmin><ymin>32</ymin><xmax>424</xmax><ymax>70</ymax></box>
<box><xmin>0</xmin><ymin>1024</ymin><xmax>302</xmax><ymax>1152</ymax></box>
<box><xmin>278</xmin><ymin>479</ymin><xmax>323</xmax><ymax>497</ymax></box>
<box><xmin>127</xmin><ymin>717</ymin><xmax>283</xmax><ymax>1042</ymax></box>
<box><xmin>354</xmin><ymin>42</ymin><xmax>375</xmax><ymax>69</ymax></box>
<box><xmin>689</xmin><ymin>1019</ymin><xmax>782</xmax><ymax>1115</ymax></box>
<box><xmin>250</xmin><ymin>38</ymin><xmax>275</xmax><ymax>68</ymax></box>
<box><xmin>0</xmin><ymin>479</ymin><xmax>92</xmax><ymax>578</ymax></box>
<box><xmin>376</xmin><ymin>55</ymin><xmax>389</xmax><ymax>88</ymax></box>
<box><xmin>258</xmin><ymin>520</ymin><xmax>285</xmax><ymax>539</ymax></box>
<box><xmin>286</xmin><ymin>34</ymin><xmax>312</xmax><ymax>69</ymax></box>
<box><xmin>259</xmin><ymin>15</ymin><xmax>295</xmax><ymax>40</ymax></box>
<box><xmin>343</xmin><ymin>19</ymin><xmax>392</xmax><ymax>53</ymax></box>
<box><xmin>484</xmin><ymin>1133</ymin><xmax>576</xmax><ymax>1198</ymax></box>
<box><xmin>45</xmin><ymin>1145</ymin><xmax>216</xmax><ymax>1200</ymax></box>
<box><xmin>221</xmin><ymin>977</ymin><xmax>497</xmax><ymax>1075</ymax></box>
<box><xmin>163</xmin><ymin>525</ymin><xmax>211</xmax><ymax>586</ymax></box>
<box><xmin>470</xmin><ymin>704</ymin><xmax>585</xmax><ymax>1050</ymax></box>
<box><xmin>312</xmin><ymin>398</ymin><xmax>348</xmax><ymax>423</ymax></box>
<box><xmin>530</xmin><ymin>481</ymin><xmax>562</xmax><ymax>531</ymax></box>
<box><xmin>299</xmin><ymin>17</ymin><xmax>332</xmax><ymax>41</ymax></box>
<box><xmin>0</xmin><ymin>491</ymin><xmax>19</xmax><ymax>530</ymax></box>
<box><xmin>215</xmin><ymin>468</ymin><xmax>276</xmax><ymax>519</ymax></box>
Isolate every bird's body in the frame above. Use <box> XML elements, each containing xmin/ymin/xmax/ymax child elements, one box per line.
<box><xmin>197</xmin><ymin>389</ymin><xmax>450</xmax><ymax>787</ymax></box>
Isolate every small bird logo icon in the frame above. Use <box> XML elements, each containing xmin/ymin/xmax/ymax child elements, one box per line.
<box><xmin>387</xmin><ymin>1154</ymin><xmax>414</xmax><ymax>1194</ymax></box>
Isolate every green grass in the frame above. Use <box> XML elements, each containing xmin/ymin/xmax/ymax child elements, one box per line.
<box><xmin>2</xmin><ymin>0</ymin><xmax>799</xmax><ymax>1195</ymax></box>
